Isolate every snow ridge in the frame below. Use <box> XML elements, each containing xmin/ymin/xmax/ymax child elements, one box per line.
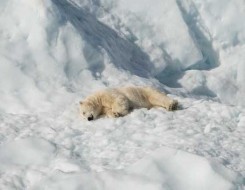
<box><xmin>52</xmin><ymin>0</ymin><xmax>153</xmax><ymax>77</ymax></box>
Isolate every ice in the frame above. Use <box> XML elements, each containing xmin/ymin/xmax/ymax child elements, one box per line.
<box><xmin>0</xmin><ymin>0</ymin><xmax>245</xmax><ymax>189</ymax></box>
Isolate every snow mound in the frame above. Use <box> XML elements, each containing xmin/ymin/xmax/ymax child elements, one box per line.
<box><xmin>126</xmin><ymin>148</ymin><xmax>242</xmax><ymax>190</ymax></box>
<box><xmin>33</xmin><ymin>147</ymin><xmax>243</xmax><ymax>190</ymax></box>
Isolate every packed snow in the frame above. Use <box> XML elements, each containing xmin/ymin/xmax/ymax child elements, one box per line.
<box><xmin>0</xmin><ymin>0</ymin><xmax>244</xmax><ymax>189</ymax></box>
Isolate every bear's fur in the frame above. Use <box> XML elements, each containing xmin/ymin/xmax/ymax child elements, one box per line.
<box><xmin>79</xmin><ymin>86</ymin><xmax>178</xmax><ymax>120</ymax></box>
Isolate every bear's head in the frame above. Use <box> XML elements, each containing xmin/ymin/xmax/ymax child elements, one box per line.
<box><xmin>79</xmin><ymin>101</ymin><xmax>100</xmax><ymax>121</ymax></box>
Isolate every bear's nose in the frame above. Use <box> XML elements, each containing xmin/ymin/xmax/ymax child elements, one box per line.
<box><xmin>88</xmin><ymin>115</ymin><xmax>94</xmax><ymax>121</ymax></box>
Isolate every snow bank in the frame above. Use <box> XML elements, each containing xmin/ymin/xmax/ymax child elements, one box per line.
<box><xmin>0</xmin><ymin>0</ymin><xmax>106</xmax><ymax>114</ymax></box>
<box><xmin>98</xmin><ymin>0</ymin><xmax>203</xmax><ymax>72</ymax></box>
<box><xmin>73</xmin><ymin>0</ymin><xmax>245</xmax><ymax>106</ymax></box>
<box><xmin>33</xmin><ymin>147</ymin><xmax>243</xmax><ymax>190</ymax></box>
<box><xmin>177</xmin><ymin>0</ymin><xmax>245</xmax><ymax>106</ymax></box>
<box><xmin>126</xmin><ymin>147</ymin><xmax>242</xmax><ymax>190</ymax></box>
<box><xmin>1</xmin><ymin>0</ymin><xmax>245</xmax><ymax>114</ymax></box>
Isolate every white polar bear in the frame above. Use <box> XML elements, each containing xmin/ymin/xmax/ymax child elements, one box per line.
<box><xmin>79</xmin><ymin>86</ymin><xmax>178</xmax><ymax>121</ymax></box>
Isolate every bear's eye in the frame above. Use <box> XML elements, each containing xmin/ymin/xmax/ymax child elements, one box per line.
<box><xmin>83</xmin><ymin>112</ymin><xmax>85</xmax><ymax>115</ymax></box>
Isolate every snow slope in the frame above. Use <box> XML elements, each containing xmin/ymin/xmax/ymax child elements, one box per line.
<box><xmin>0</xmin><ymin>0</ymin><xmax>245</xmax><ymax>189</ymax></box>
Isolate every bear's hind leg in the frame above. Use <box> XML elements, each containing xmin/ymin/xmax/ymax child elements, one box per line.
<box><xmin>147</xmin><ymin>88</ymin><xmax>178</xmax><ymax>111</ymax></box>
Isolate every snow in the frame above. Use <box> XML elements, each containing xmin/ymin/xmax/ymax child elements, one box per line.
<box><xmin>99</xmin><ymin>0</ymin><xmax>204</xmax><ymax>72</ymax></box>
<box><xmin>0</xmin><ymin>0</ymin><xmax>245</xmax><ymax>189</ymax></box>
<box><xmin>29</xmin><ymin>148</ymin><xmax>244</xmax><ymax>190</ymax></box>
<box><xmin>0</xmin><ymin>138</ymin><xmax>56</xmax><ymax>168</ymax></box>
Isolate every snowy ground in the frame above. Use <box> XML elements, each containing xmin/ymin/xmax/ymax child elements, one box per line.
<box><xmin>0</xmin><ymin>0</ymin><xmax>245</xmax><ymax>189</ymax></box>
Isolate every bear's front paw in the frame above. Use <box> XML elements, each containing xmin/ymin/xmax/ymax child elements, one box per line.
<box><xmin>167</xmin><ymin>100</ymin><xmax>178</xmax><ymax>111</ymax></box>
<box><xmin>113</xmin><ymin>112</ymin><xmax>122</xmax><ymax>117</ymax></box>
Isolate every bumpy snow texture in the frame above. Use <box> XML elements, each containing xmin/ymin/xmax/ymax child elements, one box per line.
<box><xmin>0</xmin><ymin>0</ymin><xmax>244</xmax><ymax>189</ymax></box>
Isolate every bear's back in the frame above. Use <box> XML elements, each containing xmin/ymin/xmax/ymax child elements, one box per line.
<box><xmin>118</xmin><ymin>87</ymin><xmax>152</xmax><ymax>109</ymax></box>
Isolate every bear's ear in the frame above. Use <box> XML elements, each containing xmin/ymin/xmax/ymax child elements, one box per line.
<box><xmin>79</xmin><ymin>101</ymin><xmax>83</xmax><ymax>105</ymax></box>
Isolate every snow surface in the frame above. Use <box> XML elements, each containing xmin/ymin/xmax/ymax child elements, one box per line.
<box><xmin>0</xmin><ymin>0</ymin><xmax>245</xmax><ymax>189</ymax></box>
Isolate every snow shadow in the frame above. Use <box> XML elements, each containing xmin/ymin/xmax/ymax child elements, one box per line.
<box><xmin>156</xmin><ymin>1</ymin><xmax>220</xmax><ymax>97</ymax></box>
<box><xmin>176</xmin><ymin>0</ymin><xmax>219</xmax><ymax>70</ymax></box>
<box><xmin>51</xmin><ymin>0</ymin><xmax>153</xmax><ymax>78</ymax></box>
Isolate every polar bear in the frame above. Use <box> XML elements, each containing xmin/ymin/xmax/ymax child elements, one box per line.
<box><xmin>79</xmin><ymin>86</ymin><xmax>178</xmax><ymax>121</ymax></box>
